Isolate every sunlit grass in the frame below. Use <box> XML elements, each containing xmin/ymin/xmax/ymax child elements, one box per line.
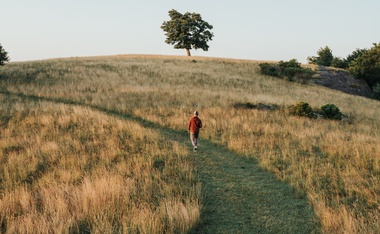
<box><xmin>1</xmin><ymin>55</ymin><xmax>380</xmax><ymax>232</ymax></box>
<box><xmin>0</xmin><ymin>96</ymin><xmax>200</xmax><ymax>233</ymax></box>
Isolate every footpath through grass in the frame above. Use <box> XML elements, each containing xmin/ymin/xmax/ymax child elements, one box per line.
<box><xmin>118</xmin><ymin>113</ymin><xmax>320</xmax><ymax>233</ymax></box>
<box><xmin>152</xmin><ymin>127</ymin><xmax>320</xmax><ymax>233</ymax></box>
<box><xmin>191</xmin><ymin>142</ymin><xmax>320</xmax><ymax>233</ymax></box>
<box><xmin>120</xmin><ymin>109</ymin><xmax>321</xmax><ymax>233</ymax></box>
<box><xmin>4</xmin><ymin>92</ymin><xmax>320</xmax><ymax>233</ymax></box>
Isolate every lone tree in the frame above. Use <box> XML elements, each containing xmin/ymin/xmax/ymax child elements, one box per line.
<box><xmin>161</xmin><ymin>9</ymin><xmax>214</xmax><ymax>56</ymax></box>
<box><xmin>0</xmin><ymin>43</ymin><xmax>10</xmax><ymax>66</ymax></box>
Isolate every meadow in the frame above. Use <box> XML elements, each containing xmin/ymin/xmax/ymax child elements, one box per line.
<box><xmin>0</xmin><ymin>55</ymin><xmax>379</xmax><ymax>233</ymax></box>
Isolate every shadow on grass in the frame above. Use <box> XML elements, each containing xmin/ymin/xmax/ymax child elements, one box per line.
<box><xmin>2</xmin><ymin>91</ymin><xmax>321</xmax><ymax>234</ymax></box>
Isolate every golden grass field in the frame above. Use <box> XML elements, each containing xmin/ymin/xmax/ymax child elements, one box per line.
<box><xmin>0</xmin><ymin>55</ymin><xmax>379</xmax><ymax>233</ymax></box>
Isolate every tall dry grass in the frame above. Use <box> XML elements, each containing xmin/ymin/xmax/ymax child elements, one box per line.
<box><xmin>1</xmin><ymin>55</ymin><xmax>380</xmax><ymax>232</ymax></box>
<box><xmin>201</xmin><ymin>107</ymin><xmax>379</xmax><ymax>233</ymax></box>
<box><xmin>0</xmin><ymin>95</ymin><xmax>200</xmax><ymax>233</ymax></box>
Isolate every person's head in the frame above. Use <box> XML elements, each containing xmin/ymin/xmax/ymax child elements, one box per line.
<box><xmin>194</xmin><ymin>110</ymin><xmax>199</xmax><ymax>116</ymax></box>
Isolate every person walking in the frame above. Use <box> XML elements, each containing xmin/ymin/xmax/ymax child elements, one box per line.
<box><xmin>188</xmin><ymin>110</ymin><xmax>202</xmax><ymax>151</ymax></box>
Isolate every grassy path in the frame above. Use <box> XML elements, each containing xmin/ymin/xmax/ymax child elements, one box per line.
<box><xmin>104</xmin><ymin>112</ymin><xmax>320</xmax><ymax>233</ymax></box>
<box><xmin>3</xmin><ymin>92</ymin><xmax>320</xmax><ymax>233</ymax></box>
<box><xmin>159</xmin><ymin>129</ymin><xmax>320</xmax><ymax>233</ymax></box>
<box><xmin>191</xmin><ymin>142</ymin><xmax>320</xmax><ymax>233</ymax></box>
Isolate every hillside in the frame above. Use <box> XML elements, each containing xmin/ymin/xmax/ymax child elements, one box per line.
<box><xmin>0</xmin><ymin>55</ymin><xmax>379</xmax><ymax>233</ymax></box>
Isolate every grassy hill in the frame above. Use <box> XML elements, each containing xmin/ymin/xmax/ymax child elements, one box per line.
<box><xmin>0</xmin><ymin>55</ymin><xmax>379</xmax><ymax>233</ymax></box>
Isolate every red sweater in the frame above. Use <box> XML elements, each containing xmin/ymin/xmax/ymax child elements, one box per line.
<box><xmin>188</xmin><ymin>116</ymin><xmax>202</xmax><ymax>134</ymax></box>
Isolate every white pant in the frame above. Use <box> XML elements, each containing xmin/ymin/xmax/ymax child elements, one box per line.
<box><xmin>190</xmin><ymin>132</ymin><xmax>199</xmax><ymax>147</ymax></box>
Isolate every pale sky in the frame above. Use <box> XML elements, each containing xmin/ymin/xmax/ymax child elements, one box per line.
<box><xmin>2</xmin><ymin>0</ymin><xmax>380</xmax><ymax>63</ymax></box>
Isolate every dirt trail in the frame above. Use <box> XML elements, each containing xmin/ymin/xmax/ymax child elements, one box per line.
<box><xmin>3</xmin><ymin>92</ymin><xmax>320</xmax><ymax>233</ymax></box>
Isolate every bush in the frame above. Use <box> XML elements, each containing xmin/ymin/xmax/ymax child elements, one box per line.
<box><xmin>295</xmin><ymin>68</ymin><xmax>315</xmax><ymax>84</ymax></box>
<box><xmin>232</xmin><ymin>102</ymin><xmax>278</xmax><ymax>110</ymax></box>
<box><xmin>0</xmin><ymin>43</ymin><xmax>10</xmax><ymax>66</ymax></box>
<box><xmin>288</xmin><ymin>103</ymin><xmax>344</xmax><ymax>120</ymax></box>
<box><xmin>259</xmin><ymin>59</ymin><xmax>315</xmax><ymax>83</ymax></box>
<box><xmin>320</xmin><ymin>104</ymin><xmax>342</xmax><ymax>120</ymax></box>
<box><xmin>308</xmin><ymin>46</ymin><xmax>334</xmax><ymax>66</ymax></box>
<box><xmin>289</xmin><ymin>102</ymin><xmax>315</xmax><ymax>118</ymax></box>
<box><xmin>278</xmin><ymin>59</ymin><xmax>301</xmax><ymax>70</ymax></box>
<box><xmin>331</xmin><ymin>57</ymin><xmax>348</xmax><ymax>69</ymax></box>
<box><xmin>372</xmin><ymin>83</ymin><xmax>380</xmax><ymax>100</ymax></box>
<box><xmin>258</xmin><ymin>63</ymin><xmax>278</xmax><ymax>77</ymax></box>
<box><xmin>278</xmin><ymin>59</ymin><xmax>302</xmax><ymax>78</ymax></box>
<box><xmin>279</xmin><ymin>59</ymin><xmax>315</xmax><ymax>82</ymax></box>
<box><xmin>346</xmin><ymin>48</ymin><xmax>367</xmax><ymax>66</ymax></box>
<box><xmin>349</xmin><ymin>43</ymin><xmax>380</xmax><ymax>88</ymax></box>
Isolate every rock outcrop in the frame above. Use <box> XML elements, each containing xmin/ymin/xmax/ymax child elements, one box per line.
<box><xmin>311</xmin><ymin>66</ymin><xmax>372</xmax><ymax>98</ymax></box>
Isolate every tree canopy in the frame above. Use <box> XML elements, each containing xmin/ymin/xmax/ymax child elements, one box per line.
<box><xmin>0</xmin><ymin>43</ymin><xmax>10</xmax><ymax>66</ymax></box>
<box><xmin>161</xmin><ymin>9</ymin><xmax>214</xmax><ymax>56</ymax></box>
<box><xmin>349</xmin><ymin>43</ymin><xmax>380</xmax><ymax>88</ymax></box>
<box><xmin>346</xmin><ymin>48</ymin><xmax>368</xmax><ymax>66</ymax></box>
<box><xmin>307</xmin><ymin>46</ymin><xmax>334</xmax><ymax>66</ymax></box>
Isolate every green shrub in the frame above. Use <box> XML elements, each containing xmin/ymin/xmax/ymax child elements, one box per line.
<box><xmin>349</xmin><ymin>43</ymin><xmax>380</xmax><ymax>88</ymax></box>
<box><xmin>372</xmin><ymin>83</ymin><xmax>380</xmax><ymax>100</ymax></box>
<box><xmin>232</xmin><ymin>102</ymin><xmax>278</xmax><ymax>110</ymax></box>
<box><xmin>320</xmin><ymin>104</ymin><xmax>342</xmax><ymax>120</ymax></box>
<box><xmin>289</xmin><ymin>102</ymin><xmax>315</xmax><ymax>118</ymax></box>
<box><xmin>258</xmin><ymin>63</ymin><xmax>278</xmax><ymax>77</ymax></box>
<box><xmin>307</xmin><ymin>46</ymin><xmax>334</xmax><ymax>66</ymax></box>
<box><xmin>279</xmin><ymin>59</ymin><xmax>301</xmax><ymax>69</ymax></box>
<box><xmin>282</xmin><ymin>67</ymin><xmax>303</xmax><ymax>77</ymax></box>
<box><xmin>259</xmin><ymin>59</ymin><xmax>315</xmax><ymax>83</ymax></box>
<box><xmin>295</xmin><ymin>68</ymin><xmax>315</xmax><ymax>84</ymax></box>
<box><xmin>346</xmin><ymin>48</ymin><xmax>368</xmax><ymax>66</ymax></box>
<box><xmin>279</xmin><ymin>59</ymin><xmax>315</xmax><ymax>81</ymax></box>
<box><xmin>0</xmin><ymin>43</ymin><xmax>10</xmax><ymax>66</ymax></box>
<box><xmin>278</xmin><ymin>59</ymin><xmax>301</xmax><ymax>77</ymax></box>
<box><xmin>331</xmin><ymin>57</ymin><xmax>348</xmax><ymax>69</ymax></box>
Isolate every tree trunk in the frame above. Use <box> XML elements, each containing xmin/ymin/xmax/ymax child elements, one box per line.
<box><xmin>186</xmin><ymin>48</ymin><xmax>191</xmax><ymax>56</ymax></box>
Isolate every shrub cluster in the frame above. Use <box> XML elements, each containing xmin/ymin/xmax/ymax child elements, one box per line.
<box><xmin>289</xmin><ymin>102</ymin><xmax>343</xmax><ymax>120</ymax></box>
<box><xmin>372</xmin><ymin>83</ymin><xmax>380</xmax><ymax>100</ymax></box>
<box><xmin>259</xmin><ymin>59</ymin><xmax>314</xmax><ymax>83</ymax></box>
<box><xmin>258</xmin><ymin>63</ymin><xmax>278</xmax><ymax>77</ymax></box>
<box><xmin>308</xmin><ymin>44</ymin><xmax>380</xmax><ymax>99</ymax></box>
<box><xmin>288</xmin><ymin>102</ymin><xmax>315</xmax><ymax>118</ymax></box>
<box><xmin>320</xmin><ymin>104</ymin><xmax>343</xmax><ymax>120</ymax></box>
<box><xmin>232</xmin><ymin>102</ymin><xmax>278</xmax><ymax>111</ymax></box>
